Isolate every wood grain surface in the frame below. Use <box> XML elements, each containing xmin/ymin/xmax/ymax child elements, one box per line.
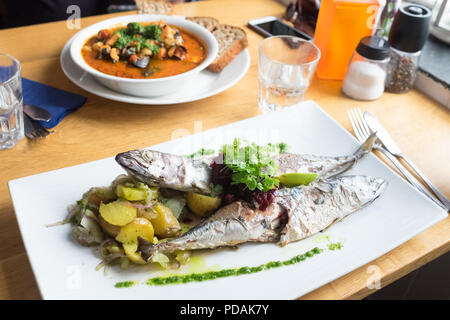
<box><xmin>0</xmin><ymin>0</ymin><xmax>448</xmax><ymax>300</ymax></box>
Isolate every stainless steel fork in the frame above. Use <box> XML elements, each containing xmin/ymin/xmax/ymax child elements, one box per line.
<box><xmin>23</xmin><ymin>113</ymin><xmax>52</xmax><ymax>139</ymax></box>
<box><xmin>348</xmin><ymin>108</ymin><xmax>445</xmax><ymax>210</ymax></box>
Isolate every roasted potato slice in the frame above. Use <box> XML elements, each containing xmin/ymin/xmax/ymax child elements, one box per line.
<box><xmin>122</xmin><ymin>242</ymin><xmax>146</xmax><ymax>264</ymax></box>
<box><xmin>85</xmin><ymin>187</ymin><xmax>116</xmax><ymax>207</ymax></box>
<box><xmin>116</xmin><ymin>217</ymin><xmax>154</xmax><ymax>244</ymax></box>
<box><xmin>98</xmin><ymin>215</ymin><xmax>121</xmax><ymax>237</ymax></box>
<box><xmin>99</xmin><ymin>200</ymin><xmax>136</xmax><ymax>226</ymax></box>
<box><xmin>186</xmin><ymin>192</ymin><xmax>222</xmax><ymax>217</ymax></box>
<box><xmin>150</xmin><ymin>203</ymin><xmax>181</xmax><ymax>238</ymax></box>
<box><xmin>116</xmin><ymin>217</ymin><xmax>155</xmax><ymax>264</ymax></box>
<box><xmin>116</xmin><ymin>184</ymin><xmax>148</xmax><ymax>201</ymax></box>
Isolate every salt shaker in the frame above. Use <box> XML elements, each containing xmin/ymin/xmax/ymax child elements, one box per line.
<box><xmin>385</xmin><ymin>4</ymin><xmax>431</xmax><ymax>93</ymax></box>
<box><xmin>342</xmin><ymin>36</ymin><xmax>390</xmax><ymax>100</ymax></box>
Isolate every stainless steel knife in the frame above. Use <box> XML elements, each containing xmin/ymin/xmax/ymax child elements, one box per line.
<box><xmin>364</xmin><ymin>111</ymin><xmax>450</xmax><ymax>211</ymax></box>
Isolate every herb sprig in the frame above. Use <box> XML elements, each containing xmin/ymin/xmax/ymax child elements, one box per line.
<box><xmin>187</xmin><ymin>139</ymin><xmax>290</xmax><ymax>193</ymax></box>
<box><xmin>114</xmin><ymin>23</ymin><xmax>162</xmax><ymax>53</ymax></box>
<box><xmin>221</xmin><ymin>139</ymin><xmax>287</xmax><ymax>192</ymax></box>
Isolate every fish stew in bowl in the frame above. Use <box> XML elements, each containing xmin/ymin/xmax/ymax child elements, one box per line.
<box><xmin>81</xmin><ymin>21</ymin><xmax>207</xmax><ymax>79</ymax></box>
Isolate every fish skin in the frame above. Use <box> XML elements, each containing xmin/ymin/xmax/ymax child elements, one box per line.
<box><xmin>115</xmin><ymin>133</ymin><xmax>377</xmax><ymax>194</ymax></box>
<box><xmin>138</xmin><ymin>175</ymin><xmax>386</xmax><ymax>261</ymax></box>
<box><xmin>276</xmin><ymin>175</ymin><xmax>387</xmax><ymax>245</ymax></box>
<box><xmin>139</xmin><ymin>201</ymin><xmax>284</xmax><ymax>261</ymax></box>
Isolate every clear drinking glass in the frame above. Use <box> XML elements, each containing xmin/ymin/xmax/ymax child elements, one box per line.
<box><xmin>258</xmin><ymin>36</ymin><xmax>320</xmax><ymax>112</ymax></box>
<box><xmin>0</xmin><ymin>54</ymin><xmax>23</xmax><ymax>150</ymax></box>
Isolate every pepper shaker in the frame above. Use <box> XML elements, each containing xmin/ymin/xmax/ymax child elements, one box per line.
<box><xmin>385</xmin><ymin>4</ymin><xmax>431</xmax><ymax>93</ymax></box>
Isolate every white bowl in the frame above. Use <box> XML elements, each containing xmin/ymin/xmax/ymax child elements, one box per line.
<box><xmin>70</xmin><ymin>15</ymin><xmax>218</xmax><ymax>97</ymax></box>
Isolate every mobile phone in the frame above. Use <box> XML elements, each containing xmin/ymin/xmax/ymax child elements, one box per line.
<box><xmin>248</xmin><ymin>16</ymin><xmax>312</xmax><ymax>41</ymax></box>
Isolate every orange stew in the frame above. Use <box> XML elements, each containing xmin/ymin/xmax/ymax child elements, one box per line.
<box><xmin>81</xmin><ymin>22</ymin><xmax>207</xmax><ymax>79</ymax></box>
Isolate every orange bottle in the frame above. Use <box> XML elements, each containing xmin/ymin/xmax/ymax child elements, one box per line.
<box><xmin>313</xmin><ymin>0</ymin><xmax>380</xmax><ymax>80</ymax></box>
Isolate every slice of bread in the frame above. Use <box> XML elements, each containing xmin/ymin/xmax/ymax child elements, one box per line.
<box><xmin>135</xmin><ymin>0</ymin><xmax>173</xmax><ymax>15</ymax></box>
<box><xmin>186</xmin><ymin>16</ymin><xmax>220</xmax><ymax>32</ymax></box>
<box><xmin>207</xmin><ymin>24</ymin><xmax>248</xmax><ymax>73</ymax></box>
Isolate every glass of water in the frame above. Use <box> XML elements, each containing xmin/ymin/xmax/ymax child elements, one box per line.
<box><xmin>0</xmin><ymin>54</ymin><xmax>23</xmax><ymax>150</ymax></box>
<box><xmin>258</xmin><ymin>36</ymin><xmax>320</xmax><ymax>112</ymax></box>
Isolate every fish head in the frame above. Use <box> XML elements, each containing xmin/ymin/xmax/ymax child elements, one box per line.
<box><xmin>328</xmin><ymin>175</ymin><xmax>388</xmax><ymax>206</ymax></box>
<box><xmin>355</xmin><ymin>175</ymin><xmax>387</xmax><ymax>197</ymax></box>
<box><xmin>277</xmin><ymin>175</ymin><xmax>387</xmax><ymax>213</ymax></box>
<box><xmin>365</xmin><ymin>176</ymin><xmax>388</xmax><ymax>199</ymax></box>
<box><xmin>115</xmin><ymin>149</ymin><xmax>161</xmax><ymax>185</ymax></box>
<box><xmin>277</xmin><ymin>175</ymin><xmax>387</xmax><ymax>245</ymax></box>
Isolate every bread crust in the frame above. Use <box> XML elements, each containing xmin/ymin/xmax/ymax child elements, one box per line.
<box><xmin>186</xmin><ymin>16</ymin><xmax>219</xmax><ymax>32</ymax></box>
<box><xmin>207</xmin><ymin>26</ymin><xmax>248</xmax><ymax>72</ymax></box>
<box><xmin>136</xmin><ymin>0</ymin><xmax>173</xmax><ymax>15</ymax></box>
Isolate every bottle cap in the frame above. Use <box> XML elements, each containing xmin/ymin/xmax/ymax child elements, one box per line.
<box><xmin>356</xmin><ymin>36</ymin><xmax>390</xmax><ymax>60</ymax></box>
<box><xmin>388</xmin><ymin>4</ymin><xmax>431</xmax><ymax>53</ymax></box>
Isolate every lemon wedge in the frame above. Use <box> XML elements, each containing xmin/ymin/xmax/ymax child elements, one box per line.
<box><xmin>278</xmin><ymin>173</ymin><xmax>318</xmax><ymax>187</ymax></box>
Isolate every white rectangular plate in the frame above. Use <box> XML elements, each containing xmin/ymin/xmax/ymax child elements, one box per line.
<box><xmin>8</xmin><ymin>100</ymin><xmax>447</xmax><ymax>300</ymax></box>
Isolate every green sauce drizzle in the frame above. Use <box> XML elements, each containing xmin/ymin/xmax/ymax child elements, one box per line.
<box><xmin>145</xmin><ymin>247</ymin><xmax>323</xmax><ymax>286</ymax></box>
<box><xmin>115</xmin><ymin>281</ymin><xmax>137</xmax><ymax>288</ymax></box>
<box><xmin>328</xmin><ymin>242</ymin><xmax>343</xmax><ymax>251</ymax></box>
<box><xmin>114</xmin><ymin>242</ymin><xmax>344</xmax><ymax>288</ymax></box>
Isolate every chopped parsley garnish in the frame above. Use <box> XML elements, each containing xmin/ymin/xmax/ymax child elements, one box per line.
<box><xmin>143</xmin><ymin>24</ymin><xmax>162</xmax><ymax>40</ymax></box>
<box><xmin>209</xmin><ymin>183</ymin><xmax>223</xmax><ymax>197</ymax></box>
<box><xmin>187</xmin><ymin>139</ymin><xmax>290</xmax><ymax>193</ymax></box>
<box><xmin>126</xmin><ymin>22</ymin><xmax>145</xmax><ymax>35</ymax></box>
<box><xmin>221</xmin><ymin>139</ymin><xmax>286</xmax><ymax>192</ymax></box>
<box><xmin>275</xmin><ymin>142</ymin><xmax>289</xmax><ymax>154</ymax></box>
<box><xmin>114</xmin><ymin>29</ymin><xmax>134</xmax><ymax>50</ymax></box>
<box><xmin>140</xmin><ymin>41</ymin><xmax>160</xmax><ymax>54</ymax></box>
<box><xmin>114</xmin><ymin>23</ymin><xmax>162</xmax><ymax>51</ymax></box>
<box><xmin>328</xmin><ymin>242</ymin><xmax>343</xmax><ymax>251</ymax></box>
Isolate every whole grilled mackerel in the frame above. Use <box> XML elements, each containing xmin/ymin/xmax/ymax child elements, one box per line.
<box><xmin>115</xmin><ymin>133</ymin><xmax>377</xmax><ymax>195</ymax></box>
<box><xmin>139</xmin><ymin>175</ymin><xmax>387</xmax><ymax>261</ymax></box>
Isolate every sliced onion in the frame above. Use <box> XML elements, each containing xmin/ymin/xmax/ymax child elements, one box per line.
<box><xmin>104</xmin><ymin>252</ymin><xmax>125</xmax><ymax>262</ymax></box>
<box><xmin>98</xmin><ymin>238</ymin><xmax>116</xmax><ymax>258</ymax></box>
<box><xmin>66</xmin><ymin>205</ymin><xmax>79</xmax><ymax>221</ymax></box>
<box><xmin>87</xmin><ymin>202</ymin><xmax>99</xmax><ymax>210</ymax></box>
<box><xmin>45</xmin><ymin>220</ymin><xmax>69</xmax><ymax>228</ymax></box>
<box><xmin>45</xmin><ymin>204</ymin><xmax>79</xmax><ymax>227</ymax></box>
<box><xmin>125</xmin><ymin>202</ymin><xmax>156</xmax><ymax>209</ymax></box>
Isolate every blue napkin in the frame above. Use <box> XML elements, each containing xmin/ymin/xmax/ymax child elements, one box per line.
<box><xmin>22</xmin><ymin>78</ymin><xmax>87</xmax><ymax>128</ymax></box>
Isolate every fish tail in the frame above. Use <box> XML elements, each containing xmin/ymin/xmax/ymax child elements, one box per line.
<box><xmin>353</xmin><ymin>132</ymin><xmax>377</xmax><ymax>159</ymax></box>
<box><xmin>138</xmin><ymin>237</ymin><xmax>160</xmax><ymax>262</ymax></box>
<box><xmin>318</xmin><ymin>132</ymin><xmax>377</xmax><ymax>180</ymax></box>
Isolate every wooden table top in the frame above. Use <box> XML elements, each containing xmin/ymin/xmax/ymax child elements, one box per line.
<box><xmin>0</xmin><ymin>0</ymin><xmax>448</xmax><ymax>300</ymax></box>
